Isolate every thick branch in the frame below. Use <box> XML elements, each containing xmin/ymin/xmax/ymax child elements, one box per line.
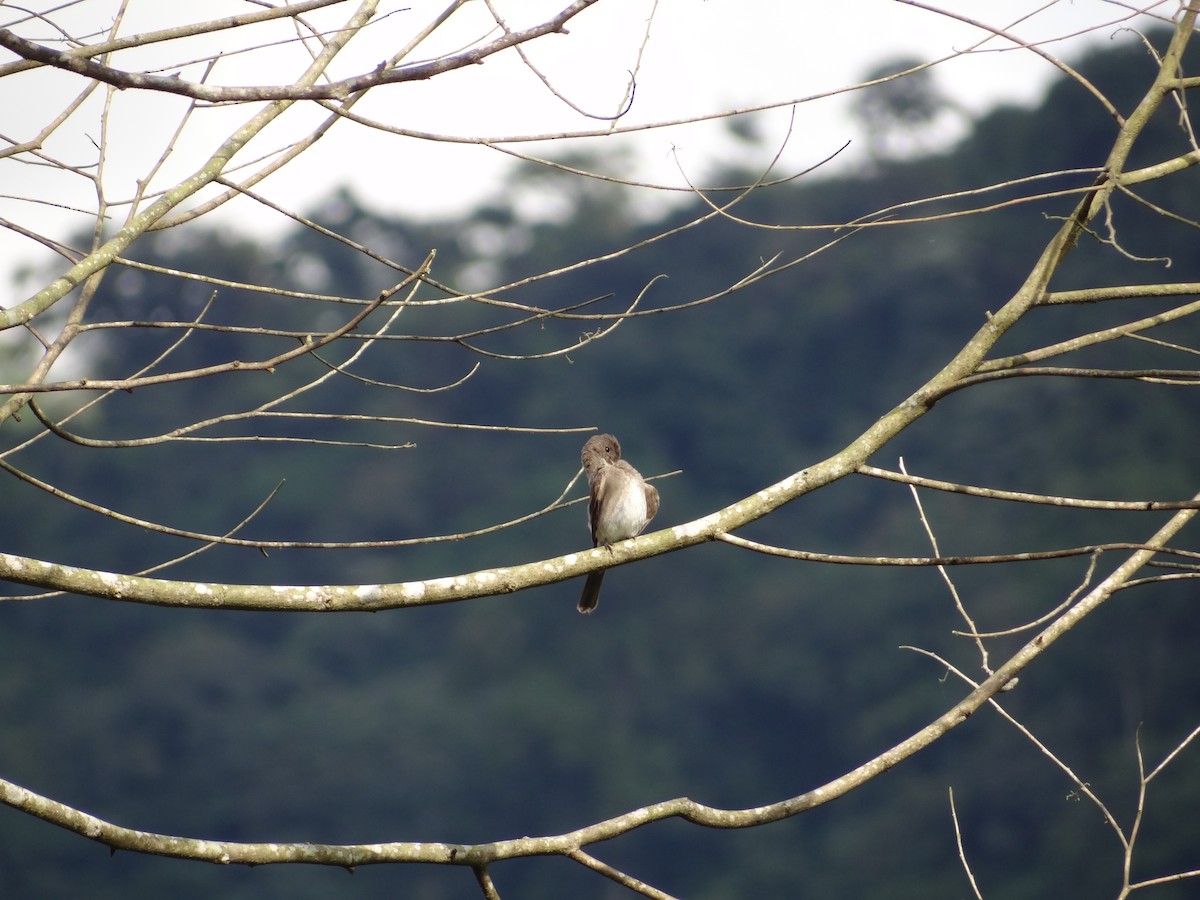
<box><xmin>0</xmin><ymin>2</ymin><xmax>599</xmax><ymax>102</ymax></box>
<box><xmin>0</xmin><ymin>0</ymin><xmax>348</xmax><ymax>80</ymax></box>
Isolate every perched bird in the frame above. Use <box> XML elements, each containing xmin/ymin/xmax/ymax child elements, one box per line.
<box><xmin>578</xmin><ymin>433</ymin><xmax>659</xmax><ymax>613</ymax></box>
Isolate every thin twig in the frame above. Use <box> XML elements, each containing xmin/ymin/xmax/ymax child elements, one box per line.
<box><xmin>900</xmin><ymin>456</ymin><xmax>989</xmax><ymax>673</ymax></box>
<box><xmin>565</xmin><ymin>848</ymin><xmax>679</xmax><ymax>900</ymax></box>
<box><xmin>948</xmin><ymin>787</ymin><xmax>984</xmax><ymax>900</ymax></box>
<box><xmin>715</xmin><ymin>531</ymin><xmax>1200</xmax><ymax>567</ymax></box>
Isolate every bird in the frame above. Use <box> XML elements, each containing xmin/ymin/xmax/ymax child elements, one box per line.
<box><xmin>578</xmin><ymin>433</ymin><xmax>659</xmax><ymax>613</ymax></box>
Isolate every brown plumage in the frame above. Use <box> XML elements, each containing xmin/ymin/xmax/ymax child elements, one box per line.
<box><xmin>578</xmin><ymin>434</ymin><xmax>660</xmax><ymax>613</ymax></box>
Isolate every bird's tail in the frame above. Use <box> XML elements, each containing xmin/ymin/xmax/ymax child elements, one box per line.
<box><xmin>577</xmin><ymin>570</ymin><xmax>605</xmax><ymax>613</ymax></box>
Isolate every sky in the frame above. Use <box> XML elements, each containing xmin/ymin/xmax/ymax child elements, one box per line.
<box><xmin>0</xmin><ymin>0</ymin><xmax>1181</xmax><ymax>301</ymax></box>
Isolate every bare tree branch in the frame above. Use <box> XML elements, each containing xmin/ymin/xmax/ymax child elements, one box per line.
<box><xmin>2</xmin><ymin>497</ymin><xmax>1192</xmax><ymax>863</ymax></box>
<box><xmin>0</xmin><ymin>2</ymin><xmax>603</xmax><ymax>102</ymax></box>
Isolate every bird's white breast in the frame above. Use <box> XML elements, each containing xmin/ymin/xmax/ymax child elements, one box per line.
<box><xmin>593</xmin><ymin>477</ymin><xmax>648</xmax><ymax>545</ymax></box>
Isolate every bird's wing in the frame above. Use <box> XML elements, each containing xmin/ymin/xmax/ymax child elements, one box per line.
<box><xmin>643</xmin><ymin>482</ymin><xmax>660</xmax><ymax>529</ymax></box>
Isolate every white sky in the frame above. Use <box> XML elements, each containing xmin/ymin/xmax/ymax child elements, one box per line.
<box><xmin>0</xmin><ymin>0</ymin><xmax>1180</xmax><ymax>300</ymax></box>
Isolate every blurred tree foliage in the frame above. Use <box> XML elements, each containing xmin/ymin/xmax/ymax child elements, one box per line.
<box><xmin>2</xmin><ymin>28</ymin><xmax>1200</xmax><ymax>899</ymax></box>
